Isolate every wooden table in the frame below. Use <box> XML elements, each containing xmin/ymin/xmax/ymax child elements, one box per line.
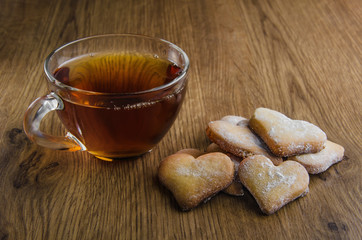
<box><xmin>1</xmin><ymin>0</ymin><xmax>361</xmax><ymax>239</ymax></box>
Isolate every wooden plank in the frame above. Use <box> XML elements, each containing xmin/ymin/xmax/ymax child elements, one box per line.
<box><xmin>0</xmin><ymin>0</ymin><xmax>361</xmax><ymax>239</ymax></box>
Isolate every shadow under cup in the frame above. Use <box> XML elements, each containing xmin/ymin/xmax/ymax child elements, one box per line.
<box><xmin>24</xmin><ymin>34</ymin><xmax>189</xmax><ymax>161</ymax></box>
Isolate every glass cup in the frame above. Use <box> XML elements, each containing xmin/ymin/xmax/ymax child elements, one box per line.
<box><xmin>23</xmin><ymin>34</ymin><xmax>189</xmax><ymax>161</ymax></box>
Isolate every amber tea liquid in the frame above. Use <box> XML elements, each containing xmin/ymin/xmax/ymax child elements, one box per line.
<box><xmin>53</xmin><ymin>53</ymin><xmax>186</xmax><ymax>159</ymax></box>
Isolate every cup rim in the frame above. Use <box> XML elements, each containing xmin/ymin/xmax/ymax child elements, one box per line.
<box><xmin>44</xmin><ymin>34</ymin><xmax>189</xmax><ymax>96</ymax></box>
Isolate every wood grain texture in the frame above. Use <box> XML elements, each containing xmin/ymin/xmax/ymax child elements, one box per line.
<box><xmin>0</xmin><ymin>0</ymin><xmax>361</xmax><ymax>239</ymax></box>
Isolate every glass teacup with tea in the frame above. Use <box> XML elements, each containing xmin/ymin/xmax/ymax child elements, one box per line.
<box><xmin>24</xmin><ymin>34</ymin><xmax>189</xmax><ymax>161</ymax></box>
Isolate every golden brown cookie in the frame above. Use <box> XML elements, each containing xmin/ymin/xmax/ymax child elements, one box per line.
<box><xmin>249</xmin><ymin>108</ymin><xmax>327</xmax><ymax>157</ymax></box>
<box><xmin>239</xmin><ymin>155</ymin><xmax>309</xmax><ymax>215</ymax></box>
<box><xmin>220</xmin><ymin>115</ymin><xmax>248</xmax><ymax>125</ymax></box>
<box><xmin>223</xmin><ymin>157</ymin><xmax>244</xmax><ymax>196</ymax></box>
<box><xmin>206</xmin><ymin>142</ymin><xmax>224</xmax><ymax>153</ymax></box>
<box><xmin>158</xmin><ymin>152</ymin><xmax>234</xmax><ymax>211</ymax></box>
<box><xmin>176</xmin><ymin>148</ymin><xmax>204</xmax><ymax>158</ymax></box>
<box><xmin>177</xmin><ymin>148</ymin><xmax>243</xmax><ymax>194</ymax></box>
<box><xmin>206</xmin><ymin>143</ymin><xmax>244</xmax><ymax>196</ymax></box>
<box><xmin>206</xmin><ymin>120</ymin><xmax>282</xmax><ymax>165</ymax></box>
<box><xmin>288</xmin><ymin>140</ymin><xmax>344</xmax><ymax>174</ymax></box>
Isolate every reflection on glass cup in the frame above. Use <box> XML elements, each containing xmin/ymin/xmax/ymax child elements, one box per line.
<box><xmin>24</xmin><ymin>34</ymin><xmax>189</xmax><ymax>161</ymax></box>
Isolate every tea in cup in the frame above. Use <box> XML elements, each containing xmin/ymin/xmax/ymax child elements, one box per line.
<box><xmin>24</xmin><ymin>34</ymin><xmax>189</xmax><ymax>160</ymax></box>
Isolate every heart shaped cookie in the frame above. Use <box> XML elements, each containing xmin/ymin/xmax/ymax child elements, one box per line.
<box><xmin>239</xmin><ymin>155</ymin><xmax>309</xmax><ymax>215</ymax></box>
<box><xmin>249</xmin><ymin>108</ymin><xmax>327</xmax><ymax>157</ymax></box>
<box><xmin>158</xmin><ymin>152</ymin><xmax>234</xmax><ymax>211</ymax></box>
<box><xmin>288</xmin><ymin>140</ymin><xmax>344</xmax><ymax>174</ymax></box>
<box><xmin>206</xmin><ymin>120</ymin><xmax>282</xmax><ymax>165</ymax></box>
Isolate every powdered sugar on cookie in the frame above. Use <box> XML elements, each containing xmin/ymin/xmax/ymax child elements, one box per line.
<box><xmin>288</xmin><ymin>140</ymin><xmax>344</xmax><ymax>174</ymax></box>
<box><xmin>263</xmin><ymin>168</ymin><xmax>297</xmax><ymax>194</ymax></box>
<box><xmin>175</xmin><ymin>160</ymin><xmax>227</xmax><ymax>180</ymax></box>
<box><xmin>158</xmin><ymin>152</ymin><xmax>234</xmax><ymax>211</ymax></box>
<box><xmin>249</xmin><ymin>108</ymin><xmax>327</xmax><ymax>157</ymax></box>
<box><xmin>239</xmin><ymin>155</ymin><xmax>309</xmax><ymax>215</ymax></box>
<box><xmin>206</xmin><ymin>120</ymin><xmax>283</xmax><ymax>165</ymax></box>
<box><xmin>221</xmin><ymin>115</ymin><xmax>247</xmax><ymax>125</ymax></box>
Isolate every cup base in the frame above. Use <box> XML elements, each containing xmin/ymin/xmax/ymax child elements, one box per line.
<box><xmin>89</xmin><ymin>149</ymin><xmax>153</xmax><ymax>161</ymax></box>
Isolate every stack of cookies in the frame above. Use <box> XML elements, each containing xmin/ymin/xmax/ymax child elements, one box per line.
<box><xmin>158</xmin><ymin>108</ymin><xmax>345</xmax><ymax>214</ymax></box>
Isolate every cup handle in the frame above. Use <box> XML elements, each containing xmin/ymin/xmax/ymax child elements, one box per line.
<box><xmin>23</xmin><ymin>92</ymin><xmax>85</xmax><ymax>151</ymax></box>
